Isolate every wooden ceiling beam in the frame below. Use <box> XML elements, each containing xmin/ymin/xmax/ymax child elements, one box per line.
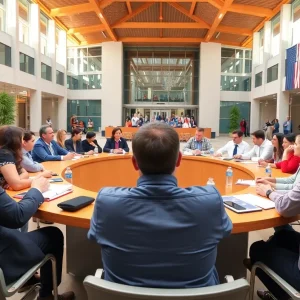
<box><xmin>99</xmin><ymin>0</ymin><xmax>114</xmax><ymax>9</ymax></box>
<box><xmin>241</xmin><ymin>0</ymin><xmax>290</xmax><ymax>47</ymax></box>
<box><xmin>112</xmin><ymin>2</ymin><xmax>155</xmax><ymax>27</ymax></box>
<box><xmin>210</xmin><ymin>38</ymin><xmax>241</xmax><ymax>46</ymax></box>
<box><xmin>119</xmin><ymin>37</ymin><xmax>205</xmax><ymax>43</ymax></box>
<box><xmin>228</xmin><ymin>4</ymin><xmax>273</xmax><ymax>17</ymax></box>
<box><xmin>168</xmin><ymin>3</ymin><xmax>210</xmax><ymax>28</ymax></box>
<box><xmin>217</xmin><ymin>25</ymin><xmax>252</xmax><ymax>36</ymax></box>
<box><xmin>113</xmin><ymin>22</ymin><xmax>210</xmax><ymax>29</ymax></box>
<box><xmin>68</xmin><ymin>24</ymin><xmax>106</xmax><ymax>34</ymax></box>
<box><xmin>207</xmin><ymin>0</ymin><xmax>224</xmax><ymax>10</ymax></box>
<box><xmin>190</xmin><ymin>1</ymin><xmax>196</xmax><ymax>15</ymax></box>
<box><xmin>50</xmin><ymin>3</ymin><xmax>92</xmax><ymax>17</ymax></box>
<box><xmin>88</xmin><ymin>0</ymin><xmax>117</xmax><ymax>41</ymax></box>
<box><xmin>205</xmin><ymin>0</ymin><xmax>234</xmax><ymax>42</ymax></box>
<box><xmin>126</xmin><ymin>1</ymin><xmax>132</xmax><ymax>14</ymax></box>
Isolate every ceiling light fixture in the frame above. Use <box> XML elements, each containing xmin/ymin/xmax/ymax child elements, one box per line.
<box><xmin>218</xmin><ymin>13</ymin><xmax>223</xmax><ymax>19</ymax></box>
<box><xmin>215</xmin><ymin>32</ymin><xmax>220</xmax><ymax>39</ymax></box>
<box><xmin>101</xmin><ymin>31</ymin><xmax>107</xmax><ymax>38</ymax></box>
<box><xmin>99</xmin><ymin>13</ymin><xmax>103</xmax><ymax>18</ymax></box>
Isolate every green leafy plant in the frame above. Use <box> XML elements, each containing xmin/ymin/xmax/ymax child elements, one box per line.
<box><xmin>0</xmin><ymin>92</ymin><xmax>15</xmax><ymax>125</ymax></box>
<box><xmin>229</xmin><ymin>105</ymin><xmax>241</xmax><ymax>133</ymax></box>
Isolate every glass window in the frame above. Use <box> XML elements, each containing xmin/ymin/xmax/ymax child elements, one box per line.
<box><xmin>0</xmin><ymin>42</ymin><xmax>11</xmax><ymax>67</ymax></box>
<box><xmin>255</xmin><ymin>72</ymin><xmax>263</xmax><ymax>87</ymax></box>
<box><xmin>41</xmin><ymin>63</ymin><xmax>52</xmax><ymax>81</ymax></box>
<box><xmin>20</xmin><ymin>52</ymin><xmax>34</xmax><ymax>75</ymax></box>
<box><xmin>259</xmin><ymin>29</ymin><xmax>264</xmax><ymax>64</ymax></box>
<box><xmin>267</xmin><ymin>64</ymin><xmax>278</xmax><ymax>83</ymax></box>
<box><xmin>40</xmin><ymin>13</ymin><xmax>48</xmax><ymax>55</ymax></box>
<box><xmin>292</xmin><ymin>0</ymin><xmax>300</xmax><ymax>46</ymax></box>
<box><xmin>271</xmin><ymin>15</ymin><xmax>280</xmax><ymax>57</ymax></box>
<box><xmin>56</xmin><ymin>70</ymin><xmax>64</xmax><ymax>86</ymax></box>
<box><xmin>0</xmin><ymin>0</ymin><xmax>5</xmax><ymax>32</ymax></box>
<box><xmin>19</xmin><ymin>0</ymin><xmax>30</xmax><ymax>44</ymax></box>
<box><xmin>221</xmin><ymin>75</ymin><xmax>251</xmax><ymax>91</ymax></box>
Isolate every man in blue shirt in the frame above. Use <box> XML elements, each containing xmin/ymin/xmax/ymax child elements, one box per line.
<box><xmin>88</xmin><ymin>122</ymin><xmax>232</xmax><ymax>288</ymax></box>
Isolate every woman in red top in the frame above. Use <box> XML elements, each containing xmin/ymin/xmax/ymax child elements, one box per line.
<box><xmin>240</xmin><ymin>119</ymin><xmax>247</xmax><ymax>137</ymax></box>
<box><xmin>275</xmin><ymin>134</ymin><xmax>300</xmax><ymax>173</ymax></box>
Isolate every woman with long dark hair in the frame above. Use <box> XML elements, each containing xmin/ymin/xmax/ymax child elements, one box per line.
<box><xmin>103</xmin><ymin>127</ymin><xmax>129</xmax><ymax>153</ymax></box>
<box><xmin>0</xmin><ymin>126</ymin><xmax>32</xmax><ymax>190</ymax></box>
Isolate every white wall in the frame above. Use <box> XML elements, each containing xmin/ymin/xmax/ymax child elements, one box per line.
<box><xmin>101</xmin><ymin>42</ymin><xmax>123</xmax><ymax>128</ymax></box>
<box><xmin>220</xmin><ymin>91</ymin><xmax>251</xmax><ymax>102</ymax></box>
<box><xmin>199</xmin><ymin>42</ymin><xmax>221</xmax><ymax>135</ymax></box>
<box><xmin>42</xmin><ymin>98</ymin><xmax>58</xmax><ymax>130</ymax></box>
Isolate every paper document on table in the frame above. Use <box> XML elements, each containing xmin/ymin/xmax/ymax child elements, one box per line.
<box><xmin>240</xmin><ymin>161</ymin><xmax>258</xmax><ymax>164</ymax></box>
<box><xmin>233</xmin><ymin>194</ymin><xmax>275</xmax><ymax>209</ymax></box>
<box><xmin>236</xmin><ymin>179</ymin><xmax>256</xmax><ymax>187</ymax></box>
<box><xmin>183</xmin><ymin>151</ymin><xmax>193</xmax><ymax>156</ymax></box>
<box><xmin>42</xmin><ymin>184</ymin><xmax>73</xmax><ymax>201</ymax></box>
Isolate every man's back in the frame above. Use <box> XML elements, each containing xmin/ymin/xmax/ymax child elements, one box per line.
<box><xmin>88</xmin><ymin>174</ymin><xmax>232</xmax><ymax>288</ymax></box>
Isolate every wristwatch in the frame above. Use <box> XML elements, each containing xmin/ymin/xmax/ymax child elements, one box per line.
<box><xmin>266</xmin><ymin>189</ymin><xmax>273</xmax><ymax>199</ymax></box>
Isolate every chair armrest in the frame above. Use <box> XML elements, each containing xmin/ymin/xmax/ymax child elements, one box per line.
<box><xmin>95</xmin><ymin>269</ymin><xmax>103</xmax><ymax>279</ymax></box>
<box><xmin>251</xmin><ymin>262</ymin><xmax>300</xmax><ymax>299</ymax></box>
<box><xmin>224</xmin><ymin>275</ymin><xmax>234</xmax><ymax>283</ymax></box>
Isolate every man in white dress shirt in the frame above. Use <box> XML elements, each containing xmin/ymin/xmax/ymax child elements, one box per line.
<box><xmin>215</xmin><ymin>130</ymin><xmax>250</xmax><ymax>158</ymax></box>
<box><xmin>131</xmin><ymin>113</ymin><xmax>139</xmax><ymax>127</ymax></box>
<box><xmin>234</xmin><ymin>130</ymin><xmax>273</xmax><ymax>161</ymax></box>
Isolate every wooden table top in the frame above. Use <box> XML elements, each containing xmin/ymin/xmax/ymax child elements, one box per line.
<box><xmin>8</xmin><ymin>153</ymin><xmax>299</xmax><ymax>234</ymax></box>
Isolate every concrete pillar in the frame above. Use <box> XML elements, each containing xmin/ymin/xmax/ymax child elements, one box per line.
<box><xmin>47</xmin><ymin>19</ymin><xmax>56</xmax><ymax>83</ymax></box>
<box><xmin>102</xmin><ymin>42</ymin><xmax>123</xmax><ymax>128</ymax></box>
<box><xmin>30</xmin><ymin>89</ymin><xmax>42</xmax><ymax>132</ymax></box>
<box><xmin>276</xmin><ymin>4</ymin><xmax>292</xmax><ymax>126</ymax></box>
<box><xmin>199</xmin><ymin>42</ymin><xmax>221</xmax><ymax>135</ymax></box>
<box><xmin>6</xmin><ymin>0</ymin><xmax>19</xmax><ymax>72</ymax></box>
<box><xmin>58</xmin><ymin>29</ymin><xmax>67</xmax><ymax>67</ymax></box>
<box><xmin>57</xmin><ymin>96</ymin><xmax>67</xmax><ymax>130</ymax></box>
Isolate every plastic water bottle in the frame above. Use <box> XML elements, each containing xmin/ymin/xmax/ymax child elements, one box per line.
<box><xmin>65</xmin><ymin>167</ymin><xmax>73</xmax><ymax>186</ymax></box>
<box><xmin>94</xmin><ymin>146</ymin><xmax>99</xmax><ymax>156</ymax></box>
<box><xmin>265</xmin><ymin>163</ymin><xmax>272</xmax><ymax>177</ymax></box>
<box><xmin>209</xmin><ymin>147</ymin><xmax>214</xmax><ymax>156</ymax></box>
<box><xmin>207</xmin><ymin>178</ymin><xmax>215</xmax><ymax>186</ymax></box>
<box><xmin>226</xmin><ymin>167</ymin><xmax>233</xmax><ymax>186</ymax></box>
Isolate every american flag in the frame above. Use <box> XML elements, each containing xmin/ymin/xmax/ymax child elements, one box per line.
<box><xmin>286</xmin><ymin>43</ymin><xmax>300</xmax><ymax>90</ymax></box>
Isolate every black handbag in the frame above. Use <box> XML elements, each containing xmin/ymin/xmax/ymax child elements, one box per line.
<box><xmin>57</xmin><ymin>196</ymin><xmax>95</xmax><ymax>212</ymax></box>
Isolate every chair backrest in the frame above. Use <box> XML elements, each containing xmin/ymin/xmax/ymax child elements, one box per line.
<box><xmin>84</xmin><ymin>276</ymin><xmax>249</xmax><ymax>300</ymax></box>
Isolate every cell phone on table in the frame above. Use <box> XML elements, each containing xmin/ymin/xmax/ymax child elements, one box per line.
<box><xmin>49</xmin><ymin>178</ymin><xmax>63</xmax><ymax>183</ymax></box>
<box><xmin>224</xmin><ymin>201</ymin><xmax>246</xmax><ymax>211</ymax></box>
<box><xmin>51</xmin><ymin>173</ymin><xmax>58</xmax><ymax>176</ymax></box>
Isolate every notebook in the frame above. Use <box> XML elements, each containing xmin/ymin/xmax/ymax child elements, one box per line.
<box><xmin>14</xmin><ymin>184</ymin><xmax>73</xmax><ymax>202</ymax></box>
<box><xmin>233</xmin><ymin>194</ymin><xmax>275</xmax><ymax>210</ymax></box>
<box><xmin>236</xmin><ymin>179</ymin><xmax>256</xmax><ymax>187</ymax></box>
<box><xmin>223</xmin><ymin>196</ymin><xmax>262</xmax><ymax>213</ymax></box>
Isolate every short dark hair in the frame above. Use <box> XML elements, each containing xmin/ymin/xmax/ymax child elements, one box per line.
<box><xmin>39</xmin><ymin>125</ymin><xmax>51</xmax><ymax>137</ymax></box>
<box><xmin>71</xmin><ymin>128</ymin><xmax>82</xmax><ymax>137</ymax></box>
<box><xmin>111</xmin><ymin>127</ymin><xmax>122</xmax><ymax>139</ymax></box>
<box><xmin>196</xmin><ymin>127</ymin><xmax>204</xmax><ymax>132</ymax></box>
<box><xmin>284</xmin><ymin>133</ymin><xmax>296</xmax><ymax>143</ymax></box>
<box><xmin>86</xmin><ymin>131</ymin><xmax>96</xmax><ymax>139</ymax></box>
<box><xmin>23</xmin><ymin>130</ymin><xmax>35</xmax><ymax>142</ymax></box>
<box><xmin>132</xmin><ymin>123</ymin><xmax>179</xmax><ymax>175</ymax></box>
<box><xmin>232</xmin><ymin>130</ymin><xmax>243</xmax><ymax>137</ymax></box>
<box><xmin>251</xmin><ymin>130</ymin><xmax>265</xmax><ymax>140</ymax></box>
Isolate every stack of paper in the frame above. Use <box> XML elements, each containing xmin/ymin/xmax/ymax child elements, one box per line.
<box><xmin>42</xmin><ymin>184</ymin><xmax>73</xmax><ymax>201</ymax></box>
<box><xmin>236</xmin><ymin>179</ymin><xmax>256</xmax><ymax>187</ymax></box>
<box><xmin>233</xmin><ymin>194</ymin><xmax>275</xmax><ymax>209</ymax></box>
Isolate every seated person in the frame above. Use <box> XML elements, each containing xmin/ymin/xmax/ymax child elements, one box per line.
<box><xmin>65</xmin><ymin>128</ymin><xmax>93</xmax><ymax>155</ymax></box>
<box><xmin>234</xmin><ymin>130</ymin><xmax>273</xmax><ymax>161</ymax></box>
<box><xmin>256</xmin><ymin>135</ymin><xmax>300</xmax><ymax>192</ymax></box>
<box><xmin>82</xmin><ymin>131</ymin><xmax>102</xmax><ymax>153</ymax></box>
<box><xmin>56</xmin><ymin>129</ymin><xmax>67</xmax><ymax>149</ymax></box>
<box><xmin>258</xmin><ymin>133</ymin><xmax>284</xmax><ymax>167</ymax></box>
<box><xmin>190</xmin><ymin>116</ymin><xmax>197</xmax><ymax>128</ymax></box>
<box><xmin>275</xmin><ymin>134</ymin><xmax>300</xmax><ymax>174</ymax></box>
<box><xmin>183</xmin><ymin>127</ymin><xmax>212</xmax><ymax>155</ymax></box>
<box><xmin>88</xmin><ymin>122</ymin><xmax>232</xmax><ymax>288</ymax></box>
<box><xmin>0</xmin><ymin>175</ymin><xmax>75</xmax><ymax>300</ymax></box>
<box><xmin>0</xmin><ymin>126</ymin><xmax>33</xmax><ymax>191</ymax></box>
<box><xmin>22</xmin><ymin>130</ymin><xmax>52</xmax><ymax>177</ymax></box>
<box><xmin>215</xmin><ymin>130</ymin><xmax>250</xmax><ymax>158</ymax></box>
<box><xmin>103</xmin><ymin>127</ymin><xmax>129</xmax><ymax>154</ymax></box>
<box><xmin>32</xmin><ymin>126</ymin><xmax>75</xmax><ymax>163</ymax></box>
<box><xmin>246</xmin><ymin>177</ymin><xmax>300</xmax><ymax>300</ymax></box>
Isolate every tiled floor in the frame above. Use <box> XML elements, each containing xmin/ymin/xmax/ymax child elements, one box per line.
<box><xmin>11</xmin><ymin>135</ymin><xmax>290</xmax><ymax>299</ymax></box>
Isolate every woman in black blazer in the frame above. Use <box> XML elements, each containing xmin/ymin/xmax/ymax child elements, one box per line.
<box><xmin>103</xmin><ymin>127</ymin><xmax>129</xmax><ymax>153</ymax></box>
<box><xmin>65</xmin><ymin>128</ymin><xmax>94</xmax><ymax>155</ymax></box>
<box><xmin>82</xmin><ymin>131</ymin><xmax>102</xmax><ymax>153</ymax></box>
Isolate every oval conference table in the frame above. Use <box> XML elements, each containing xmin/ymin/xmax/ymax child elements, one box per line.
<box><xmin>9</xmin><ymin>153</ymin><xmax>299</xmax><ymax>281</ymax></box>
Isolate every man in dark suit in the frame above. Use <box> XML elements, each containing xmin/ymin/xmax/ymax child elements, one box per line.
<box><xmin>32</xmin><ymin>126</ymin><xmax>75</xmax><ymax>163</ymax></box>
<box><xmin>0</xmin><ymin>176</ymin><xmax>74</xmax><ymax>300</ymax></box>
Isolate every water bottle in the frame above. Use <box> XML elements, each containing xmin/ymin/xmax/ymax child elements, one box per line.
<box><xmin>226</xmin><ymin>167</ymin><xmax>233</xmax><ymax>186</ymax></box>
<box><xmin>94</xmin><ymin>146</ymin><xmax>99</xmax><ymax>156</ymax></box>
<box><xmin>265</xmin><ymin>163</ymin><xmax>272</xmax><ymax>177</ymax></box>
<box><xmin>64</xmin><ymin>167</ymin><xmax>73</xmax><ymax>186</ymax></box>
<box><xmin>209</xmin><ymin>147</ymin><xmax>214</xmax><ymax>156</ymax></box>
<box><xmin>207</xmin><ymin>178</ymin><xmax>215</xmax><ymax>186</ymax></box>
